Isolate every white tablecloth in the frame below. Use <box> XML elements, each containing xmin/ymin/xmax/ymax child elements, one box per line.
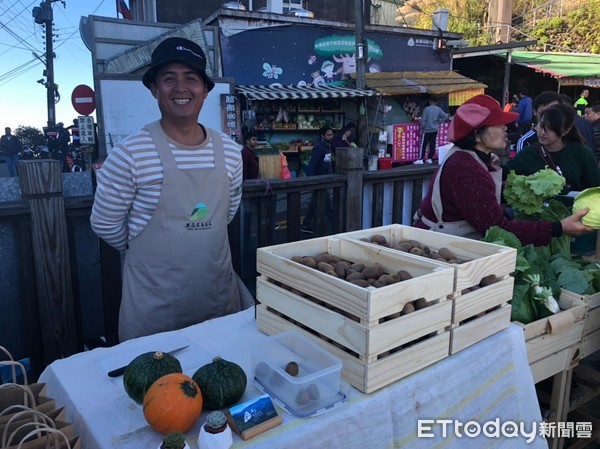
<box><xmin>39</xmin><ymin>308</ymin><xmax>547</xmax><ymax>448</ymax></box>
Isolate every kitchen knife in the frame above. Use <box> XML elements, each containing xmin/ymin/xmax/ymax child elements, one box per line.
<box><xmin>107</xmin><ymin>345</ymin><xmax>189</xmax><ymax>378</ymax></box>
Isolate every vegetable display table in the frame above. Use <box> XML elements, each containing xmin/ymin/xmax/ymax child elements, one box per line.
<box><xmin>38</xmin><ymin>308</ymin><xmax>548</xmax><ymax>449</ymax></box>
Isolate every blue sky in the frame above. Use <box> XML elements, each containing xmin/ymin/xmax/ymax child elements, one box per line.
<box><xmin>0</xmin><ymin>0</ymin><xmax>117</xmax><ymax>131</ymax></box>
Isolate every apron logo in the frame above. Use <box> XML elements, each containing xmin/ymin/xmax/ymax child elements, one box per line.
<box><xmin>186</xmin><ymin>202</ymin><xmax>213</xmax><ymax>230</ymax></box>
<box><xmin>190</xmin><ymin>203</ymin><xmax>209</xmax><ymax>221</ymax></box>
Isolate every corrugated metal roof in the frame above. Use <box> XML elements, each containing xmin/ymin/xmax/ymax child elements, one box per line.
<box><xmin>511</xmin><ymin>51</ymin><xmax>600</xmax><ymax>78</ymax></box>
<box><xmin>235</xmin><ymin>84</ymin><xmax>376</xmax><ymax>99</ymax></box>
<box><xmin>363</xmin><ymin>71</ymin><xmax>487</xmax><ymax>95</ymax></box>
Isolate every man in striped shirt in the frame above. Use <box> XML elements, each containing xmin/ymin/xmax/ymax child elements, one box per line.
<box><xmin>91</xmin><ymin>37</ymin><xmax>249</xmax><ymax>341</ymax></box>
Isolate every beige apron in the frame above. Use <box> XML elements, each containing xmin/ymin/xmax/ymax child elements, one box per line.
<box><xmin>119</xmin><ymin>121</ymin><xmax>242</xmax><ymax>341</ymax></box>
<box><xmin>419</xmin><ymin>145</ymin><xmax>502</xmax><ymax>240</ymax></box>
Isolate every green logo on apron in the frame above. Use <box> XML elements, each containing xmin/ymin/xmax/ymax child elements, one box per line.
<box><xmin>190</xmin><ymin>203</ymin><xmax>209</xmax><ymax>221</ymax></box>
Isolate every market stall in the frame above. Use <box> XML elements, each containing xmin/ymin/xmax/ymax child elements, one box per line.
<box><xmin>235</xmin><ymin>84</ymin><xmax>376</xmax><ymax>177</ymax></box>
<box><xmin>362</xmin><ymin>71</ymin><xmax>487</xmax><ymax>163</ymax></box>
<box><xmin>37</xmin><ymin>307</ymin><xmax>549</xmax><ymax>449</ymax></box>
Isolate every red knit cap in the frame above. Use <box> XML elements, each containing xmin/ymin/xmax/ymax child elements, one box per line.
<box><xmin>448</xmin><ymin>94</ymin><xmax>519</xmax><ymax>142</ymax></box>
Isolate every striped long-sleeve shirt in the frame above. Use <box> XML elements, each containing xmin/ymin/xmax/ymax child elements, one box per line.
<box><xmin>90</xmin><ymin>126</ymin><xmax>243</xmax><ymax>252</ymax></box>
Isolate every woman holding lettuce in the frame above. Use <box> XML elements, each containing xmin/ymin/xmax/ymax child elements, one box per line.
<box><xmin>413</xmin><ymin>94</ymin><xmax>592</xmax><ymax>246</ymax></box>
<box><xmin>504</xmin><ymin>103</ymin><xmax>600</xmax><ymax>192</ymax></box>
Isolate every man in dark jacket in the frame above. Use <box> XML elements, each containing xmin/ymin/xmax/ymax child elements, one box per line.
<box><xmin>0</xmin><ymin>127</ymin><xmax>22</xmax><ymax>177</ymax></box>
<box><xmin>301</xmin><ymin>126</ymin><xmax>334</xmax><ymax>233</ymax></box>
<box><xmin>584</xmin><ymin>102</ymin><xmax>600</xmax><ymax>163</ymax></box>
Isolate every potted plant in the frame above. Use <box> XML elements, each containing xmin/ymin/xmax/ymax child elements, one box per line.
<box><xmin>159</xmin><ymin>432</ymin><xmax>190</xmax><ymax>449</ymax></box>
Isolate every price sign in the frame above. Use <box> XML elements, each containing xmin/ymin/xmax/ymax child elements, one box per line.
<box><xmin>221</xmin><ymin>94</ymin><xmax>241</xmax><ymax>141</ymax></box>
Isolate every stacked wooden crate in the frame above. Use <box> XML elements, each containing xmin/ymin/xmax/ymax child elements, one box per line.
<box><xmin>513</xmin><ymin>294</ymin><xmax>587</xmax><ymax>383</ymax></box>
<box><xmin>256</xmin><ymin>236</ymin><xmax>455</xmax><ymax>393</ymax></box>
<box><xmin>337</xmin><ymin>225</ymin><xmax>517</xmax><ymax>354</ymax></box>
<box><xmin>560</xmin><ymin>290</ymin><xmax>600</xmax><ymax>360</ymax></box>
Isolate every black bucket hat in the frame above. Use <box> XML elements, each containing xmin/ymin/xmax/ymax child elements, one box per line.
<box><xmin>142</xmin><ymin>37</ymin><xmax>215</xmax><ymax>92</ymax></box>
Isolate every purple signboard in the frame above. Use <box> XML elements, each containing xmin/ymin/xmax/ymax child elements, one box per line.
<box><xmin>220</xmin><ymin>25</ymin><xmax>450</xmax><ymax>86</ymax></box>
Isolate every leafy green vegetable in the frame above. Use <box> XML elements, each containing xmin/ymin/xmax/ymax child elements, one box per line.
<box><xmin>504</xmin><ymin>169</ymin><xmax>566</xmax><ymax>215</ymax></box>
<box><xmin>482</xmin><ymin>226</ymin><xmax>600</xmax><ymax>324</ymax></box>
<box><xmin>573</xmin><ymin>187</ymin><xmax>600</xmax><ymax>229</ymax></box>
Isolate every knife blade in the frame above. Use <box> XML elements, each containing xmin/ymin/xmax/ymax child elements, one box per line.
<box><xmin>107</xmin><ymin>345</ymin><xmax>190</xmax><ymax>378</ymax></box>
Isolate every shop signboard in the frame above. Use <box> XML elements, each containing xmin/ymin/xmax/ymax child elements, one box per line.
<box><xmin>221</xmin><ymin>94</ymin><xmax>241</xmax><ymax>141</ymax></box>
<box><xmin>220</xmin><ymin>26</ymin><xmax>449</xmax><ymax>86</ymax></box>
<box><xmin>392</xmin><ymin>124</ymin><xmax>420</xmax><ymax>161</ymax></box>
<box><xmin>392</xmin><ymin>122</ymin><xmax>449</xmax><ymax>162</ymax></box>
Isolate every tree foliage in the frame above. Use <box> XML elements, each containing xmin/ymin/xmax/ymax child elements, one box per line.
<box><xmin>15</xmin><ymin>126</ymin><xmax>45</xmax><ymax>149</ymax></box>
<box><xmin>405</xmin><ymin>0</ymin><xmax>599</xmax><ymax>53</ymax></box>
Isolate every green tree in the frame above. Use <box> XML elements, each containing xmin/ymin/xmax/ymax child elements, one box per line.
<box><xmin>15</xmin><ymin>126</ymin><xmax>45</xmax><ymax>149</ymax></box>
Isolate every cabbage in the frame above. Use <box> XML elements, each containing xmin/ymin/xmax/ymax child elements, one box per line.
<box><xmin>573</xmin><ymin>187</ymin><xmax>600</xmax><ymax>229</ymax></box>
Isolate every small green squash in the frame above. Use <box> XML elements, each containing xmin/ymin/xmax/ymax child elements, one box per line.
<box><xmin>123</xmin><ymin>351</ymin><xmax>182</xmax><ymax>403</ymax></box>
<box><xmin>192</xmin><ymin>356</ymin><xmax>247</xmax><ymax>410</ymax></box>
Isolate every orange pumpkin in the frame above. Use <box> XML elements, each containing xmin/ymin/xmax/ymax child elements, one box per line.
<box><xmin>142</xmin><ymin>373</ymin><xmax>203</xmax><ymax>434</ymax></box>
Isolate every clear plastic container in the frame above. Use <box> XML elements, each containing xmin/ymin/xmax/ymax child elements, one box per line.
<box><xmin>252</xmin><ymin>331</ymin><xmax>342</xmax><ymax>413</ymax></box>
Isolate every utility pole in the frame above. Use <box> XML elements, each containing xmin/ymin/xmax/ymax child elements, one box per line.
<box><xmin>33</xmin><ymin>0</ymin><xmax>61</xmax><ymax>125</ymax></box>
<box><xmin>354</xmin><ymin>0</ymin><xmax>367</xmax><ymax>90</ymax></box>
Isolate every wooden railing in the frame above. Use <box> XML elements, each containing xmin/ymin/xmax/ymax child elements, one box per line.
<box><xmin>0</xmin><ymin>156</ymin><xmax>436</xmax><ymax>378</ymax></box>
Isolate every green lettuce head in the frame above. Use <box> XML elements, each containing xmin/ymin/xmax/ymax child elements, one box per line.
<box><xmin>573</xmin><ymin>187</ymin><xmax>600</xmax><ymax>229</ymax></box>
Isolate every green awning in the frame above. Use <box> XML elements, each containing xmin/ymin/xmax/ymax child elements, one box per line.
<box><xmin>511</xmin><ymin>51</ymin><xmax>600</xmax><ymax>78</ymax></box>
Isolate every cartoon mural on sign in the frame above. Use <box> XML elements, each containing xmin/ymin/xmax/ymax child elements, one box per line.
<box><xmin>220</xmin><ymin>25</ymin><xmax>446</xmax><ymax>86</ymax></box>
<box><xmin>314</xmin><ymin>35</ymin><xmax>383</xmax><ymax>81</ymax></box>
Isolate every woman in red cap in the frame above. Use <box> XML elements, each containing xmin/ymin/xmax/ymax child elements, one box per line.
<box><xmin>413</xmin><ymin>94</ymin><xmax>592</xmax><ymax>246</ymax></box>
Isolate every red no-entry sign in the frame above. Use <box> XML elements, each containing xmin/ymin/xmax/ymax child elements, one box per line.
<box><xmin>71</xmin><ymin>84</ymin><xmax>96</xmax><ymax>115</ymax></box>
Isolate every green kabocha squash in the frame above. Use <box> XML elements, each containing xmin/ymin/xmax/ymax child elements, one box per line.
<box><xmin>123</xmin><ymin>351</ymin><xmax>182</xmax><ymax>403</ymax></box>
<box><xmin>192</xmin><ymin>356</ymin><xmax>247</xmax><ymax>410</ymax></box>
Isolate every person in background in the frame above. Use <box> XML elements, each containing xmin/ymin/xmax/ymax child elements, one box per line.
<box><xmin>0</xmin><ymin>127</ymin><xmax>22</xmax><ymax>177</ymax></box>
<box><xmin>504</xmin><ymin>104</ymin><xmax>600</xmax><ymax>193</ymax></box>
<box><xmin>331</xmin><ymin>122</ymin><xmax>356</xmax><ymax>150</ymax></box>
<box><xmin>516</xmin><ymin>88</ymin><xmax>533</xmax><ymax>136</ymax></box>
<box><xmin>413</xmin><ymin>94</ymin><xmax>591</xmax><ymax>246</ymax></box>
<box><xmin>241</xmin><ymin>130</ymin><xmax>259</xmax><ymax>180</ymax></box>
<box><xmin>44</xmin><ymin>121</ymin><xmax>60</xmax><ymax>160</ymax></box>
<box><xmin>574</xmin><ymin>88</ymin><xmax>589</xmax><ymax>117</ymax></box>
<box><xmin>414</xmin><ymin>97</ymin><xmax>449</xmax><ymax>164</ymax></box>
<box><xmin>91</xmin><ymin>37</ymin><xmax>251</xmax><ymax>342</ymax></box>
<box><xmin>584</xmin><ymin>102</ymin><xmax>600</xmax><ymax>163</ymax></box>
<box><xmin>67</xmin><ymin>119</ymin><xmax>80</xmax><ymax>150</ymax></box>
<box><xmin>517</xmin><ymin>91</ymin><xmax>562</xmax><ymax>152</ymax></box>
<box><xmin>301</xmin><ymin>126</ymin><xmax>334</xmax><ymax>234</ymax></box>
<box><xmin>559</xmin><ymin>93</ymin><xmax>595</xmax><ymax>151</ymax></box>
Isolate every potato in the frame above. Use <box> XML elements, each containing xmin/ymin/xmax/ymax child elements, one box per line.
<box><xmin>317</xmin><ymin>262</ymin><xmax>334</xmax><ymax>273</ymax></box>
<box><xmin>409</xmin><ymin>247</ymin><xmax>425</xmax><ymax>256</ymax></box>
<box><xmin>350</xmin><ymin>263</ymin><xmax>365</xmax><ymax>272</ymax></box>
<box><xmin>401</xmin><ymin>302</ymin><xmax>416</xmax><ymax>315</ymax></box>
<box><xmin>301</xmin><ymin>257</ymin><xmax>317</xmax><ymax>269</ymax></box>
<box><xmin>370</xmin><ymin>234</ymin><xmax>388</xmax><ymax>246</ymax></box>
<box><xmin>437</xmin><ymin>247</ymin><xmax>457</xmax><ymax>261</ymax></box>
<box><xmin>291</xmin><ymin>255</ymin><xmax>303</xmax><ymax>263</ymax></box>
<box><xmin>349</xmin><ymin>279</ymin><xmax>369</xmax><ymax>288</ymax></box>
<box><xmin>396</xmin><ymin>270</ymin><xmax>413</xmax><ymax>281</ymax></box>
<box><xmin>479</xmin><ymin>274</ymin><xmax>498</xmax><ymax>287</ymax></box>
<box><xmin>419</xmin><ymin>244</ymin><xmax>431</xmax><ymax>254</ymax></box>
<box><xmin>407</xmin><ymin>240</ymin><xmax>422</xmax><ymax>248</ymax></box>
<box><xmin>387</xmin><ymin>273</ymin><xmax>402</xmax><ymax>285</ymax></box>
<box><xmin>330</xmin><ymin>255</ymin><xmax>341</xmax><ymax>264</ymax></box>
<box><xmin>362</xmin><ymin>265</ymin><xmax>383</xmax><ymax>280</ymax></box>
<box><xmin>377</xmin><ymin>274</ymin><xmax>391</xmax><ymax>284</ymax></box>
<box><xmin>325</xmin><ymin>270</ymin><xmax>338</xmax><ymax>277</ymax></box>
<box><xmin>334</xmin><ymin>262</ymin><xmax>347</xmax><ymax>278</ymax></box>
<box><xmin>414</xmin><ymin>297</ymin><xmax>429</xmax><ymax>310</ymax></box>
<box><xmin>314</xmin><ymin>252</ymin><xmax>332</xmax><ymax>264</ymax></box>
<box><xmin>372</xmin><ymin>280</ymin><xmax>387</xmax><ymax>288</ymax></box>
<box><xmin>346</xmin><ymin>272</ymin><xmax>365</xmax><ymax>282</ymax></box>
<box><xmin>285</xmin><ymin>361</ymin><xmax>299</xmax><ymax>377</ymax></box>
<box><xmin>397</xmin><ymin>242</ymin><xmax>413</xmax><ymax>252</ymax></box>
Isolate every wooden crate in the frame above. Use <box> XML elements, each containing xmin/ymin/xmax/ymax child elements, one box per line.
<box><xmin>337</xmin><ymin>225</ymin><xmax>516</xmax><ymax>353</ymax></box>
<box><xmin>256</xmin><ymin>237</ymin><xmax>455</xmax><ymax>393</ymax></box>
<box><xmin>449</xmin><ymin>275</ymin><xmax>514</xmax><ymax>354</ymax></box>
<box><xmin>336</xmin><ymin>224</ymin><xmax>517</xmax><ymax>294</ymax></box>
<box><xmin>257</xmin><ymin>154</ymin><xmax>280</xmax><ymax>179</ymax></box>
<box><xmin>561</xmin><ymin>290</ymin><xmax>600</xmax><ymax>359</ymax></box>
<box><xmin>513</xmin><ymin>294</ymin><xmax>587</xmax><ymax>383</ymax></box>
